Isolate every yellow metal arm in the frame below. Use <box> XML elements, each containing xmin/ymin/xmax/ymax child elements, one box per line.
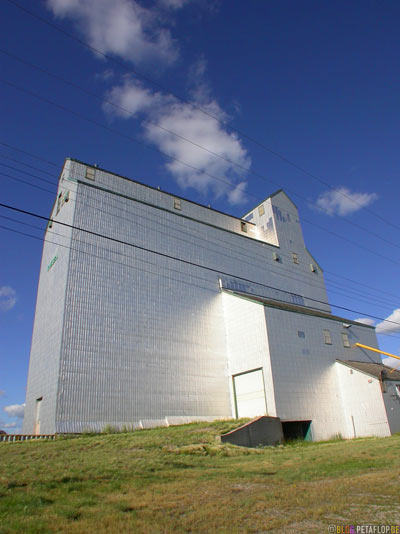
<box><xmin>354</xmin><ymin>343</ymin><xmax>400</xmax><ymax>361</ymax></box>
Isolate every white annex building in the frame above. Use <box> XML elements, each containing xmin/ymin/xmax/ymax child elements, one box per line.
<box><xmin>23</xmin><ymin>159</ymin><xmax>400</xmax><ymax>440</ymax></box>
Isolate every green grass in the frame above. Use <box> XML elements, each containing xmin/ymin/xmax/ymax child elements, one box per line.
<box><xmin>1</xmin><ymin>420</ymin><xmax>400</xmax><ymax>533</ymax></box>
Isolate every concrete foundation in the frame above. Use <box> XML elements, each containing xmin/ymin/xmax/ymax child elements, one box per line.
<box><xmin>221</xmin><ymin>416</ymin><xmax>284</xmax><ymax>447</ymax></box>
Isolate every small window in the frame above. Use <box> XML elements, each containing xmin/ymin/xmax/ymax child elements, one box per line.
<box><xmin>291</xmin><ymin>293</ymin><xmax>304</xmax><ymax>306</ymax></box>
<box><xmin>342</xmin><ymin>332</ymin><xmax>351</xmax><ymax>348</ymax></box>
<box><xmin>174</xmin><ymin>198</ymin><xmax>181</xmax><ymax>210</ymax></box>
<box><xmin>64</xmin><ymin>191</ymin><xmax>70</xmax><ymax>203</ymax></box>
<box><xmin>292</xmin><ymin>252</ymin><xmax>299</xmax><ymax>264</ymax></box>
<box><xmin>258</xmin><ymin>204</ymin><xmax>265</xmax><ymax>216</ymax></box>
<box><xmin>273</xmin><ymin>252</ymin><xmax>281</xmax><ymax>262</ymax></box>
<box><xmin>298</xmin><ymin>331</ymin><xmax>305</xmax><ymax>339</ymax></box>
<box><xmin>323</xmin><ymin>329</ymin><xmax>332</xmax><ymax>345</ymax></box>
<box><xmin>241</xmin><ymin>221</ymin><xmax>247</xmax><ymax>233</ymax></box>
<box><xmin>86</xmin><ymin>167</ymin><xmax>96</xmax><ymax>180</ymax></box>
<box><xmin>310</xmin><ymin>263</ymin><xmax>317</xmax><ymax>273</ymax></box>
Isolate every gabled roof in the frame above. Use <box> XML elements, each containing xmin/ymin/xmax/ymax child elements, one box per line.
<box><xmin>305</xmin><ymin>246</ymin><xmax>323</xmax><ymax>272</ymax></box>
<box><xmin>268</xmin><ymin>189</ymin><xmax>298</xmax><ymax>210</ymax></box>
<box><xmin>66</xmin><ymin>158</ymin><xmax>257</xmax><ymax>225</ymax></box>
<box><xmin>242</xmin><ymin>189</ymin><xmax>298</xmax><ymax>218</ymax></box>
<box><xmin>222</xmin><ymin>288</ymin><xmax>375</xmax><ymax>328</ymax></box>
<box><xmin>337</xmin><ymin>360</ymin><xmax>400</xmax><ymax>381</ymax></box>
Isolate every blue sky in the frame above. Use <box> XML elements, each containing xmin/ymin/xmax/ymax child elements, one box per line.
<box><xmin>1</xmin><ymin>0</ymin><xmax>400</xmax><ymax>433</ymax></box>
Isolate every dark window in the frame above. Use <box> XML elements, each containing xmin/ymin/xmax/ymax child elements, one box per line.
<box><xmin>342</xmin><ymin>333</ymin><xmax>350</xmax><ymax>348</ymax></box>
<box><xmin>323</xmin><ymin>330</ymin><xmax>332</xmax><ymax>345</ymax></box>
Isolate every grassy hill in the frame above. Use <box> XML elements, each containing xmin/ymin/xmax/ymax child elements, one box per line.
<box><xmin>1</xmin><ymin>420</ymin><xmax>400</xmax><ymax>533</ymax></box>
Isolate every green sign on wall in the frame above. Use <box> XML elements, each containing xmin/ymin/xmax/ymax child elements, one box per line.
<box><xmin>47</xmin><ymin>255</ymin><xmax>58</xmax><ymax>272</ymax></box>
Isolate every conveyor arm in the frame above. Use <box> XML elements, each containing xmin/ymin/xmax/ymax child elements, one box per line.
<box><xmin>354</xmin><ymin>343</ymin><xmax>400</xmax><ymax>361</ymax></box>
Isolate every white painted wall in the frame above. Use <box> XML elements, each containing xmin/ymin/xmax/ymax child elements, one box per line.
<box><xmin>335</xmin><ymin>362</ymin><xmax>390</xmax><ymax>438</ymax></box>
<box><xmin>24</xmin><ymin>159</ymin><xmax>389</xmax><ymax>436</ymax></box>
<box><xmin>382</xmin><ymin>381</ymin><xmax>400</xmax><ymax>434</ymax></box>
<box><xmin>222</xmin><ymin>292</ymin><xmax>276</xmax><ymax>417</ymax></box>
<box><xmin>23</xmin><ymin>163</ymin><xmax>77</xmax><ymax>434</ymax></box>
<box><xmin>262</xmin><ymin>305</ymin><xmax>381</xmax><ymax>441</ymax></box>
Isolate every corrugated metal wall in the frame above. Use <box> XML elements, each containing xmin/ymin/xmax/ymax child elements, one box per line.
<box><xmin>24</xmin><ymin>159</ymin><xmax>373</xmax><ymax>434</ymax></box>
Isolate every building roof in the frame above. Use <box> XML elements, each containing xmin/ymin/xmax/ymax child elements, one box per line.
<box><xmin>337</xmin><ymin>360</ymin><xmax>400</xmax><ymax>381</ymax></box>
<box><xmin>223</xmin><ymin>288</ymin><xmax>375</xmax><ymax>329</ymax></box>
<box><xmin>66</xmin><ymin>158</ymin><xmax>258</xmax><ymax>225</ymax></box>
<box><xmin>242</xmin><ymin>189</ymin><xmax>298</xmax><ymax>218</ymax></box>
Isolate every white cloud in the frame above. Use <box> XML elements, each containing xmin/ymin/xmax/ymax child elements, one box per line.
<box><xmin>46</xmin><ymin>0</ymin><xmax>179</xmax><ymax>67</ymax></box>
<box><xmin>145</xmin><ymin>102</ymin><xmax>250</xmax><ymax>199</ymax></box>
<box><xmin>227</xmin><ymin>181</ymin><xmax>248</xmax><ymax>206</ymax></box>
<box><xmin>187</xmin><ymin>57</ymin><xmax>212</xmax><ymax>104</ymax></box>
<box><xmin>96</xmin><ymin>69</ymin><xmax>115</xmax><ymax>81</ymax></box>
<box><xmin>3</xmin><ymin>403</ymin><xmax>25</xmax><ymax>418</ymax></box>
<box><xmin>47</xmin><ymin>0</ymin><xmax>245</xmax><ymax>202</ymax></box>
<box><xmin>0</xmin><ymin>286</ymin><xmax>17</xmax><ymax>312</ymax></box>
<box><xmin>105</xmin><ymin>78</ymin><xmax>251</xmax><ymax>203</ymax></box>
<box><xmin>376</xmin><ymin>309</ymin><xmax>400</xmax><ymax>335</ymax></box>
<box><xmin>4</xmin><ymin>422</ymin><xmax>17</xmax><ymax>429</ymax></box>
<box><xmin>354</xmin><ymin>317</ymin><xmax>375</xmax><ymax>327</ymax></box>
<box><xmin>103</xmin><ymin>79</ymin><xmax>163</xmax><ymax>118</ymax></box>
<box><xmin>316</xmin><ymin>187</ymin><xmax>378</xmax><ymax>216</ymax></box>
<box><xmin>381</xmin><ymin>356</ymin><xmax>400</xmax><ymax>369</ymax></box>
<box><xmin>158</xmin><ymin>0</ymin><xmax>190</xmax><ymax>8</ymax></box>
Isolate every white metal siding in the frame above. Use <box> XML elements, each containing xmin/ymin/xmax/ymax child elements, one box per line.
<box><xmin>335</xmin><ymin>362</ymin><xmax>390</xmax><ymax>438</ymax></box>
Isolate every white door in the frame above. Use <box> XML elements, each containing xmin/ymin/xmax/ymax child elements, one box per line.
<box><xmin>233</xmin><ymin>369</ymin><xmax>267</xmax><ymax>418</ymax></box>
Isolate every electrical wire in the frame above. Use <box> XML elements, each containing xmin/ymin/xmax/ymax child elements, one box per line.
<box><xmin>2</xmin><ymin>199</ymin><xmax>400</xmax><ymax>330</ymax></box>
<box><xmin>1</xmin><ymin>138</ymin><xmax>398</xmax><ymax>305</ymax></box>
<box><xmin>2</xmin><ymin>76</ymin><xmax>400</xmax><ymax>273</ymax></box>
<box><xmin>3</xmin><ymin>162</ymin><xmax>400</xmax><ymax>313</ymax></box>
<box><xmin>2</xmin><ymin>48</ymin><xmax>400</xmax><ymax>254</ymax></box>
<box><xmin>2</xmin><ymin>216</ymin><xmax>400</xmax><ymax>342</ymax></box>
<box><xmin>2</xmin><ymin>154</ymin><xmax>400</xmax><ymax>311</ymax></box>
<box><xmin>4</xmin><ymin>0</ymin><xmax>399</xmax><ymax>233</ymax></box>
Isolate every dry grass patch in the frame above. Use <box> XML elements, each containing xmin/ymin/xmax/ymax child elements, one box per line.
<box><xmin>1</xmin><ymin>422</ymin><xmax>400</xmax><ymax>533</ymax></box>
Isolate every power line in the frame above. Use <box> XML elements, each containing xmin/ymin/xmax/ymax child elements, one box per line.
<box><xmin>0</xmin><ymin>153</ymin><xmax>59</xmax><ymax>177</ymax></box>
<box><xmin>2</xmin><ymin>200</ymin><xmax>400</xmax><ymax>329</ymax></box>
<box><xmin>2</xmin><ymin>47</ymin><xmax>400</xmax><ymax>252</ymax></box>
<box><xmin>0</xmin><ymin>77</ymin><xmax>247</xmax><ymax>203</ymax></box>
<box><xmin>324</xmin><ymin>270</ymin><xmax>399</xmax><ymax>302</ymax></box>
<box><xmin>3</xmin><ymin>153</ymin><xmax>400</xmax><ymax>312</ymax></box>
<box><xmin>4</xmin><ymin>218</ymin><xmax>400</xmax><ymax>345</ymax></box>
<box><xmin>2</xmin><ymin>215</ymin><xmax>400</xmax><ymax>343</ymax></box>
<box><xmin>4</xmin><ymin>136</ymin><xmax>400</xmax><ymax>306</ymax></box>
<box><xmin>2</xmin><ymin>77</ymin><xmax>400</xmax><ymax>271</ymax></box>
<box><xmin>0</xmin><ymin>183</ymin><xmax>329</xmax><ymax>316</ymax></box>
<box><xmin>2</xmin><ymin>214</ymin><xmax>400</xmax><ymax>342</ymax></box>
<box><xmin>0</xmin><ymin>223</ymin><xmax>216</xmax><ymax>294</ymax></box>
<box><xmin>1</xmin><ymin>139</ymin><xmax>398</xmax><ymax>304</ymax></box>
<box><xmin>4</xmin><ymin>0</ymin><xmax>399</xmax><ymax>234</ymax></box>
<box><xmin>0</xmin><ymin>213</ymin><xmax>219</xmax><ymax>290</ymax></box>
<box><xmin>0</xmin><ymin>141</ymin><xmax>59</xmax><ymax>167</ymax></box>
<box><xmin>3</xmin><ymin>161</ymin><xmax>400</xmax><ymax>313</ymax></box>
